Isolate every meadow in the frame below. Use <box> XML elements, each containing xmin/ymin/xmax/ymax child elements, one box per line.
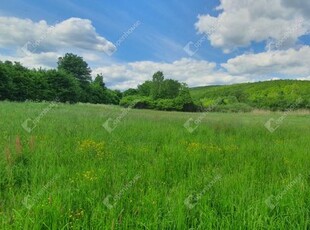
<box><xmin>0</xmin><ymin>101</ymin><xmax>309</xmax><ymax>229</ymax></box>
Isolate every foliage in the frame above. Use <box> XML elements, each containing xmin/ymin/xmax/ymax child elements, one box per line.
<box><xmin>123</xmin><ymin>88</ymin><xmax>139</xmax><ymax>97</ymax></box>
<box><xmin>137</xmin><ymin>80</ymin><xmax>152</xmax><ymax>96</ymax></box>
<box><xmin>190</xmin><ymin>80</ymin><xmax>310</xmax><ymax>111</ymax></box>
<box><xmin>120</xmin><ymin>95</ymin><xmax>154</xmax><ymax>109</ymax></box>
<box><xmin>151</xmin><ymin>71</ymin><xmax>165</xmax><ymax>99</ymax></box>
<box><xmin>0</xmin><ymin>56</ymin><xmax>121</xmax><ymax>105</ymax></box>
<box><xmin>93</xmin><ymin>74</ymin><xmax>106</xmax><ymax>89</ymax></box>
<box><xmin>211</xmin><ymin>103</ymin><xmax>253</xmax><ymax>113</ymax></box>
<box><xmin>2</xmin><ymin>53</ymin><xmax>309</xmax><ymax>112</ymax></box>
<box><xmin>121</xmin><ymin>72</ymin><xmax>197</xmax><ymax>111</ymax></box>
<box><xmin>57</xmin><ymin>53</ymin><xmax>92</xmax><ymax>84</ymax></box>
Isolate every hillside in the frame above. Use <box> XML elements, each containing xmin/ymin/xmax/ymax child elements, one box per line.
<box><xmin>190</xmin><ymin>80</ymin><xmax>310</xmax><ymax>111</ymax></box>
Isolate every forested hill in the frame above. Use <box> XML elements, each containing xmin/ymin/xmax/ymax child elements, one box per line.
<box><xmin>190</xmin><ymin>80</ymin><xmax>310</xmax><ymax>111</ymax></box>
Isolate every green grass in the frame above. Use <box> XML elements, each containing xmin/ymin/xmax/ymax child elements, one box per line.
<box><xmin>0</xmin><ymin>101</ymin><xmax>309</xmax><ymax>229</ymax></box>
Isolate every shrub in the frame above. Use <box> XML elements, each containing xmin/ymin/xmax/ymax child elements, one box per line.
<box><xmin>211</xmin><ymin>103</ymin><xmax>253</xmax><ymax>113</ymax></box>
<box><xmin>120</xmin><ymin>96</ymin><xmax>154</xmax><ymax>109</ymax></box>
<box><xmin>154</xmin><ymin>99</ymin><xmax>177</xmax><ymax>111</ymax></box>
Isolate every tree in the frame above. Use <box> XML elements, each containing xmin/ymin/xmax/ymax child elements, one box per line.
<box><xmin>46</xmin><ymin>70</ymin><xmax>80</xmax><ymax>103</ymax></box>
<box><xmin>174</xmin><ymin>83</ymin><xmax>196</xmax><ymax>111</ymax></box>
<box><xmin>30</xmin><ymin>70</ymin><xmax>51</xmax><ymax>101</ymax></box>
<box><xmin>57</xmin><ymin>53</ymin><xmax>91</xmax><ymax>84</ymax></box>
<box><xmin>138</xmin><ymin>80</ymin><xmax>152</xmax><ymax>96</ymax></box>
<box><xmin>120</xmin><ymin>71</ymin><xmax>197</xmax><ymax>111</ymax></box>
<box><xmin>94</xmin><ymin>74</ymin><xmax>106</xmax><ymax>89</ymax></box>
<box><xmin>113</xmin><ymin>90</ymin><xmax>122</xmax><ymax>99</ymax></box>
<box><xmin>105</xmin><ymin>89</ymin><xmax>122</xmax><ymax>104</ymax></box>
<box><xmin>162</xmin><ymin>79</ymin><xmax>181</xmax><ymax>99</ymax></box>
<box><xmin>151</xmin><ymin>71</ymin><xmax>164</xmax><ymax>99</ymax></box>
<box><xmin>123</xmin><ymin>88</ymin><xmax>138</xmax><ymax>97</ymax></box>
<box><xmin>0</xmin><ymin>63</ymin><xmax>11</xmax><ymax>100</ymax></box>
<box><xmin>11</xmin><ymin>73</ymin><xmax>33</xmax><ymax>101</ymax></box>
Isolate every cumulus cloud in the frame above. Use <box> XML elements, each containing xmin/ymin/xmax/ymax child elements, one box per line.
<box><xmin>0</xmin><ymin>52</ymin><xmax>60</xmax><ymax>69</ymax></box>
<box><xmin>0</xmin><ymin>16</ymin><xmax>308</xmax><ymax>91</ymax></box>
<box><xmin>298</xmin><ymin>76</ymin><xmax>310</xmax><ymax>81</ymax></box>
<box><xmin>0</xmin><ymin>17</ymin><xmax>116</xmax><ymax>54</ymax></box>
<box><xmin>94</xmin><ymin>45</ymin><xmax>310</xmax><ymax>90</ymax></box>
<box><xmin>195</xmin><ymin>0</ymin><xmax>310</xmax><ymax>52</ymax></box>
<box><xmin>222</xmin><ymin>46</ymin><xmax>310</xmax><ymax>77</ymax></box>
<box><xmin>93</xmin><ymin>58</ymin><xmax>249</xmax><ymax>90</ymax></box>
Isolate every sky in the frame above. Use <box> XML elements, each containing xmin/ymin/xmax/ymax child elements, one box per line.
<box><xmin>0</xmin><ymin>0</ymin><xmax>309</xmax><ymax>90</ymax></box>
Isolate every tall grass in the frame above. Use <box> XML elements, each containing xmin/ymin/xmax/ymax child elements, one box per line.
<box><xmin>0</xmin><ymin>101</ymin><xmax>309</xmax><ymax>229</ymax></box>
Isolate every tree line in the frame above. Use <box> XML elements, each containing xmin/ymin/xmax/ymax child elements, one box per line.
<box><xmin>0</xmin><ymin>53</ymin><xmax>196</xmax><ymax>111</ymax></box>
<box><xmin>0</xmin><ymin>53</ymin><xmax>121</xmax><ymax>104</ymax></box>
<box><xmin>2</xmin><ymin>52</ymin><xmax>307</xmax><ymax>112</ymax></box>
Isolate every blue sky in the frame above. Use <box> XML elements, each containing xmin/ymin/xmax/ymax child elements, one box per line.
<box><xmin>0</xmin><ymin>0</ymin><xmax>309</xmax><ymax>89</ymax></box>
<box><xmin>1</xmin><ymin>0</ymin><xmax>225</xmax><ymax>62</ymax></box>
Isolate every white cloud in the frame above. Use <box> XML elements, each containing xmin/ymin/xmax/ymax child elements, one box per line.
<box><xmin>0</xmin><ymin>50</ymin><xmax>113</xmax><ymax>70</ymax></box>
<box><xmin>0</xmin><ymin>52</ymin><xmax>60</xmax><ymax>69</ymax></box>
<box><xmin>0</xmin><ymin>17</ymin><xmax>115</xmax><ymax>54</ymax></box>
<box><xmin>222</xmin><ymin>46</ymin><xmax>310</xmax><ymax>77</ymax></box>
<box><xmin>0</xmin><ymin>16</ymin><xmax>117</xmax><ymax>69</ymax></box>
<box><xmin>93</xmin><ymin>58</ymin><xmax>249</xmax><ymax>90</ymax></box>
<box><xmin>195</xmin><ymin>0</ymin><xmax>310</xmax><ymax>52</ymax></box>
<box><xmin>94</xmin><ymin>45</ymin><xmax>310</xmax><ymax>91</ymax></box>
<box><xmin>0</xmin><ymin>16</ymin><xmax>308</xmax><ymax>92</ymax></box>
<box><xmin>298</xmin><ymin>76</ymin><xmax>310</xmax><ymax>81</ymax></box>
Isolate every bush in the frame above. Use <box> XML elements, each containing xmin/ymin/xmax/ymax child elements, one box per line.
<box><xmin>120</xmin><ymin>95</ymin><xmax>198</xmax><ymax>112</ymax></box>
<box><xmin>154</xmin><ymin>99</ymin><xmax>176</xmax><ymax>111</ymax></box>
<box><xmin>211</xmin><ymin>103</ymin><xmax>253</xmax><ymax>113</ymax></box>
<box><xmin>120</xmin><ymin>96</ymin><xmax>154</xmax><ymax>109</ymax></box>
<box><xmin>134</xmin><ymin>97</ymin><xmax>155</xmax><ymax>109</ymax></box>
<box><xmin>222</xmin><ymin>96</ymin><xmax>239</xmax><ymax>105</ymax></box>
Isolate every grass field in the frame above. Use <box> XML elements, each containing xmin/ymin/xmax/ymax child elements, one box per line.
<box><xmin>0</xmin><ymin>101</ymin><xmax>309</xmax><ymax>229</ymax></box>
